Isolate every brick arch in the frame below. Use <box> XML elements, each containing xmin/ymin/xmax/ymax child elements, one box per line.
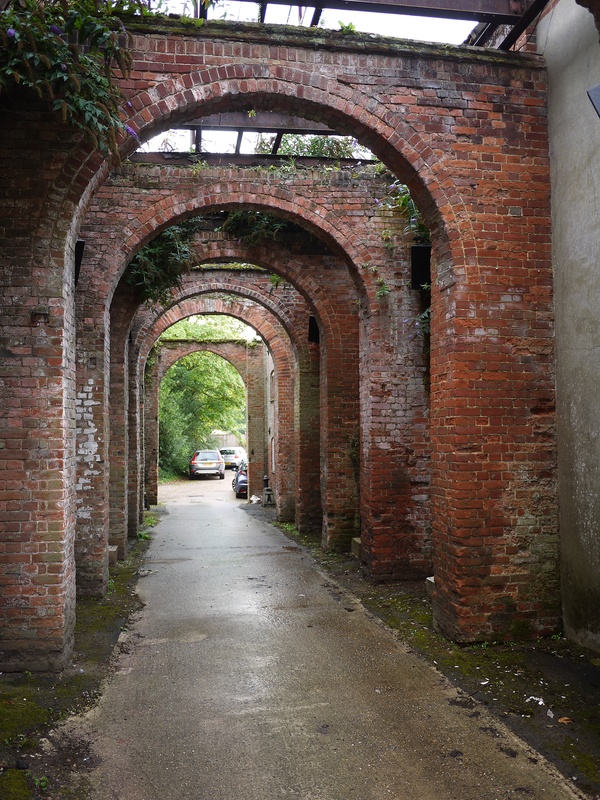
<box><xmin>129</xmin><ymin>269</ymin><xmax>323</xmax><ymax>535</ymax></box>
<box><xmin>186</xmin><ymin>245</ymin><xmax>348</xmax><ymax>357</ymax></box>
<box><xmin>135</xmin><ymin>296</ymin><xmax>298</xmax><ymax>525</ymax></box>
<box><xmin>121</xmin><ymin>63</ymin><xmax>470</xmax><ymax>270</ymax></box>
<box><xmin>134</xmin><ymin>269</ymin><xmax>315</xmax><ymax>367</ymax></box>
<box><xmin>127</xmin><ymin>254</ymin><xmax>358</xmax><ymax>548</ymax></box>
<box><xmin>76</xmin><ymin>171</ymin><xmax>363</xmax><ymax>555</ymax></box>
<box><xmin>84</xmin><ymin>183</ymin><xmax>384</xmax><ymax>310</ymax></box>
<box><xmin>136</xmin><ymin>297</ymin><xmax>294</xmax><ymax>377</ymax></box>
<box><xmin>156</xmin><ymin>341</ymin><xmax>250</xmax><ymax>384</ymax></box>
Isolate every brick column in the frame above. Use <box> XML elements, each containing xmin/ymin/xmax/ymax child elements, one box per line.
<box><xmin>128</xmin><ymin>346</ymin><xmax>143</xmax><ymax>539</ymax></box>
<box><xmin>320</xmin><ymin>312</ymin><xmax>361</xmax><ymax>552</ymax></box>
<box><xmin>74</xmin><ymin>290</ymin><xmax>110</xmax><ymax>596</ymax></box>
<box><xmin>358</xmin><ymin>241</ymin><xmax>432</xmax><ymax>581</ymax></box>
<box><xmin>109</xmin><ymin>317</ymin><xmax>130</xmax><ymax>559</ymax></box>
<box><xmin>295</xmin><ymin>337</ymin><xmax>321</xmax><ymax>533</ymax></box>
<box><xmin>144</xmin><ymin>353</ymin><xmax>160</xmax><ymax>506</ymax></box>
<box><xmin>0</xmin><ymin>105</ymin><xmax>79</xmax><ymax>670</ymax></box>
<box><xmin>245</xmin><ymin>345</ymin><xmax>267</xmax><ymax>499</ymax></box>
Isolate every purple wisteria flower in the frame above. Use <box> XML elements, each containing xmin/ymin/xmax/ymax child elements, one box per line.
<box><xmin>125</xmin><ymin>124</ymin><xmax>139</xmax><ymax>140</ymax></box>
<box><xmin>7</xmin><ymin>28</ymin><xmax>16</xmax><ymax>38</ymax></box>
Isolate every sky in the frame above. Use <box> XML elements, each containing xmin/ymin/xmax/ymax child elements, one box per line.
<box><xmin>143</xmin><ymin>1</ymin><xmax>477</xmax><ymax>153</ymax></box>
<box><xmin>186</xmin><ymin>1</ymin><xmax>477</xmax><ymax>42</ymax></box>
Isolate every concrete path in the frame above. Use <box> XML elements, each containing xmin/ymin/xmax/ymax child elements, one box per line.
<box><xmin>68</xmin><ymin>478</ymin><xmax>582</xmax><ymax>800</ymax></box>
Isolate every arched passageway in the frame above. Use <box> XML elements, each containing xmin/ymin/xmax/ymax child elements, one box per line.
<box><xmin>80</xmin><ymin>161</ymin><xmax>430</xmax><ymax>577</ymax></box>
<box><xmin>0</xmin><ymin>24</ymin><xmax>556</xmax><ymax>670</ymax></box>
<box><xmin>151</xmin><ymin>338</ymin><xmax>260</xmax><ymax>496</ymax></box>
<box><xmin>139</xmin><ymin>298</ymin><xmax>298</xmax><ymax>525</ymax></box>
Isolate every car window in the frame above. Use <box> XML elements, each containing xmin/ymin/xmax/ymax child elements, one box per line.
<box><xmin>196</xmin><ymin>451</ymin><xmax>220</xmax><ymax>460</ymax></box>
<box><xmin>220</xmin><ymin>449</ymin><xmax>235</xmax><ymax>455</ymax></box>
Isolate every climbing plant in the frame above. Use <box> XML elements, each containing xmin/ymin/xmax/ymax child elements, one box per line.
<box><xmin>381</xmin><ymin>180</ymin><xmax>430</xmax><ymax>244</ymax></box>
<box><xmin>219</xmin><ymin>210</ymin><xmax>295</xmax><ymax>246</ymax></box>
<box><xmin>0</xmin><ymin>0</ymin><xmax>148</xmax><ymax>158</ymax></box>
<box><xmin>125</xmin><ymin>218</ymin><xmax>205</xmax><ymax>305</ymax></box>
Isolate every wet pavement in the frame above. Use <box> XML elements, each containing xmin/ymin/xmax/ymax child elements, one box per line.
<box><xmin>63</xmin><ymin>478</ymin><xmax>584</xmax><ymax>800</ymax></box>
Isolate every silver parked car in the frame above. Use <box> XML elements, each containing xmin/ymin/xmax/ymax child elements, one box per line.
<box><xmin>189</xmin><ymin>450</ymin><xmax>225</xmax><ymax>479</ymax></box>
<box><xmin>219</xmin><ymin>447</ymin><xmax>247</xmax><ymax>470</ymax></box>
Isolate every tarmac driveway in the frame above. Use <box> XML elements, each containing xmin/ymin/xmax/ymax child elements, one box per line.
<box><xmin>62</xmin><ymin>478</ymin><xmax>582</xmax><ymax>800</ymax></box>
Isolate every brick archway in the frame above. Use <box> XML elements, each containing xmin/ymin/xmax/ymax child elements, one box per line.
<box><xmin>1</xmin><ymin>25</ymin><xmax>557</xmax><ymax>669</ymax></box>
<box><xmin>77</xmin><ymin>169</ymin><xmax>369</xmax><ymax>581</ymax></box>
<box><xmin>138</xmin><ymin>296</ymin><xmax>297</xmax><ymax>527</ymax></box>
<box><xmin>79</xmin><ymin>166</ymin><xmax>392</xmax><ymax>306</ymax></box>
<box><xmin>152</xmin><ymin>338</ymin><xmax>265</xmax><ymax>501</ymax></box>
<box><xmin>100</xmin><ymin>286</ymin><xmax>301</xmax><ymax>581</ymax></box>
<box><xmin>135</xmin><ymin>269</ymin><xmax>324</xmax><ymax>537</ymax></box>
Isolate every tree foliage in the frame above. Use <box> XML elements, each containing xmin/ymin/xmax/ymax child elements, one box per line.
<box><xmin>0</xmin><ymin>0</ymin><xmax>148</xmax><ymax>158</ymax></box>
<box><xmin>255</xmin><ymin>132</ymin><xmax>371</xmax><ymax>160</ymax></box>
<box><xmin>161</xmin><ymin>314</ymin><xmax>260</xmax><ymax>342</ymax></box>
<box><xmin>159</xmin><ymin>351</ymin><xmax>246</xmax><ymax>477</ymax></box>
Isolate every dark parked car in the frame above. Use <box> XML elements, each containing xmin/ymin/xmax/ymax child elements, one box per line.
<box><xmin>189</xmin><ymin>450</ymin><xmax>225</xmax><ymax>479</ymax></box>
<box><xmin>232</xmin><ymin>460</ymin><xmax>248</xmax><ymax>498</ymax></box>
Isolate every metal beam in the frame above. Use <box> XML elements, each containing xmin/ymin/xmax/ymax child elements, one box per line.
<box><xmin>129</xmin><ymin>152</ymin><xmax>376</xmax><ymax>168</ymax></box>
<box><xmin>227</xmin><ymin>0</ymin><xmax>524</xmax><ymax>24</ymax></box>
<box><xmin>497</xmin><ymin>0</ymin><xmax>549</xmax><ymax>48</ymax></box>
<box><xmin>235</xmin><ymin>131</ymin><xmax>244</xmax><ymax>154</ymax></box>
<box><xmin>311</xmin><ymin>5</ymin><xmax>324</xmax><ymax>24</ymax></box>
<box><xmin>271</xmin><ymin>132</ymin><xmax>284</xmax><ymax>154</ymax></box>
<box><xmin>178</xmin><ymin>112</ymin><xmax>336</xmax><ymax>136</ymax></box>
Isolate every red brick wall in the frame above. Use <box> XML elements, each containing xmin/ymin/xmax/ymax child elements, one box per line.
<box><xmin>115</xmin><ymin>25</ymin><xmax>556</xmax><ymax>638</ymax></box>
<box><xmin>0</xmin><ymin>104</ymin><xmax>83</xmax><ymax>669</ymax></box>
<box><xmin>0</xmin><ymin>25</ymin><xmax>557</xmax><ymax>667</ymax></box>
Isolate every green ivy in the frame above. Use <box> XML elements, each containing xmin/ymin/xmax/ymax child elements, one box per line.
<box><xmin>0</xmin><ymin>0</ymin><xmax>143</xmax><ymax>158</ymax></box>
<box><xmin>220</xmin><ymin>210</ymin><xmax>294</xmax><ymax>246</ymax></box>
<box><xmin>380</xmin><ymin>180</ymin><xmax>430</xmax><ymax>244</ymax></box>
<box><xmin>125</xmin><ymin>218</ymin><xmax>205</xmax><ymax>305</ymax></box>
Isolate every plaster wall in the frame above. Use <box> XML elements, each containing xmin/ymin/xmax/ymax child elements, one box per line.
<box><xmin>538</xmin><ymin>3</ymin><xmax>600</xmax><ymax>650</ymax></box>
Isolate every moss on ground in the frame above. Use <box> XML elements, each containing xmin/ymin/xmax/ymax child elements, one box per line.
<box><xmin>0</xmin><ymin>538</ymin><xmax>149</xmax><ymax>799</ymax></box>
<box><xmin>0</xmin><ymin>769</ymin><xmax>31</xmax><ymax>800</ymax></box>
